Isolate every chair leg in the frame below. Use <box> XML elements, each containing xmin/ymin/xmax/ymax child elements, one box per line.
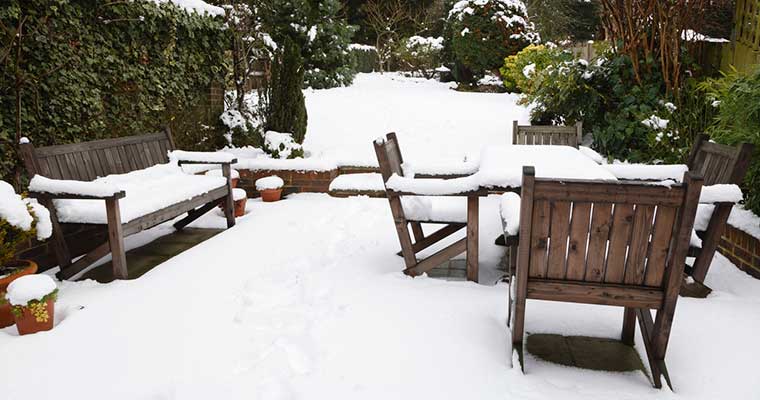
<box><xmin>622</xmin><ymin>307</ymin><xmax>636</xmax><ymax>346</ymax></box>
<box><xmin>636</xmin><ymin>309</ymin><xmax>672</xmax><ymax>389</ymax></box>
<box><xmin>511</xmin><ymin>293</ymin><xmax>526</xmax><ymax>372</ymax></box>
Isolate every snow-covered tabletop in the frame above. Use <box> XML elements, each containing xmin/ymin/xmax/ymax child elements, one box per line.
<box><xmin>473</xmin><ymin>145</ymin><xmax>618</xmax><ymax>189</ymax></box>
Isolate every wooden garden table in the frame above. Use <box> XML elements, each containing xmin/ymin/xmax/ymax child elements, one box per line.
<box><xmin>464</xmin><ymin>145</ymin><xmax>618</xmax><ymax>281</ymax></box>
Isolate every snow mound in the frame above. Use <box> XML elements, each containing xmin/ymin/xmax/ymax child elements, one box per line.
<box><xmin>386</xmin><ymin>174</ymin><xmax>479</xmax><ymax>195</ymax></box>
<box><xmin>6</xmin><ymin>274</ymin><xmax>57</xmax><ymax>306</ymax></box>
<box><xmin>0</xmin><ymin>181</ymin><xmax>52</xmax><ymax>240</ymax></box>
<box><xmin>256</xmin><ymin>176</ymin><xmax>284</xmax><ymax>191</ymax></box>
<box><xmin>205</xmin><ymin>169</ymin><xmax>240</xmax><ymax>180</ymax></box>
<box><xmin>329</xmin><ymin>173</ymin><xmax>384</xmax><ymax>192</ymax></box>
<box><xmin>169</xmin><ymin>150</ymin><xmax>235</xmax><ymax>164</ymax></box>
<box><xmin>499</xmin><ymin>192</ymin><xmax>521</xmax><ymax>236</ymax></box>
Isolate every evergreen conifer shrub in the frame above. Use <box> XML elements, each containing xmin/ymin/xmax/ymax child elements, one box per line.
<box><xmin>264</xmin><ymin>37</ymin><xmax>308</xmax><ymax>145</ymax></box>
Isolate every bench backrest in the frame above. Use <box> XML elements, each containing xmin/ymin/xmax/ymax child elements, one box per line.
<box><xmin>513</xmin><ymin>121</ymin><xmax>583</xmax><ymax>148</ymax></box>
<box><xmin>517</xmin><ymin>167</ymin><xmax>702</xmax><ymax>307</ymax></box>
<box><xmin>373</xmin><ymin>132</ymin><xmax>405</xmax><ymax>182</ymax></box>
<box><xmin>686</xmin><ymin>134</ymin><xmax>754</xmax><ymax>186</ymax></box>
<box><xmin>20</xmin><ymin>128</ymin><xmax>176</xmax><ymax>181</ymax></box>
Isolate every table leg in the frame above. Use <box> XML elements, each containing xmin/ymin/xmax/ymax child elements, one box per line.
<box><xmin>467</xmin><ymin>195</ymin><xmax>479</xmax><ymax>282</ymax></box>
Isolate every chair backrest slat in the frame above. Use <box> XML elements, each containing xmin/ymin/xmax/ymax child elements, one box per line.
<box><xmin>374</xmin><ymin>132</ymin><xmax>405</xmax><ymax>181</ymax></box>
<box><xmin>513</xmin><ymin>121</ymin><xmax>583</xmax><ymax>148</ymax></box>
<box><xmin>519</xmin><ymin>168</ymin><xmax>702</xmax><ymax>292</ymax></box>
<box><xmin>20</xmin><ymin>130</ymin><xmax>175</xmax><ymax>181</ymax></box>
<box><xmin>687</xmin><ymin>134</ymin><xmax>755</xmax><ymax>186</ymax></box>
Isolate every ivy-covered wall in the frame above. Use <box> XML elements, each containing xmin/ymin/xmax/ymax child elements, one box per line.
<box><xmin>0</xmin><ymin>0</ymin><xmax>228</xmax><ymax>188</ymax></box>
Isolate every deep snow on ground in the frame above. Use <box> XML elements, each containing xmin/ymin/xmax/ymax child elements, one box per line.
<box><xmin>303</xmin><ymin>73</ymin><xmax>531</xmax><ymax>167</ymax></box>
<box><xmin>1</xmin><ymin>194</ymin><xmax>760</xmax><ymax>400</ymax></box>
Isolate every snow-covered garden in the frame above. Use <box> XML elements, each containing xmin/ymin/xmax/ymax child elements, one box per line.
<box><xmin>3</xmin><ymin>0</ymin><xmax>760</xmax><ymax>399</ymax></box>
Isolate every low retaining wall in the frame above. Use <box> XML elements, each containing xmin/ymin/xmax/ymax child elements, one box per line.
<box><xmin>717</xmin><ymin>224</ymin><xmax>760</xmax><ymax>279</ymax></box>
<box><xmin>238</xmin><ymin>168</ymin><xmax>338</xmax><ymax>197</ymax></box>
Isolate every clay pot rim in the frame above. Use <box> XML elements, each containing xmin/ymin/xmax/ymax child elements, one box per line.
<box><xmin>0</xmin><ymin>260</ymin><xmax>38</xmax><ymax>290</ymax></box>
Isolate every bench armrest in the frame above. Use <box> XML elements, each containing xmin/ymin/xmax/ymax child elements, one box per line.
<box><xmin>385</xmin><ymin>174</ymin><xmax>487</xmax><ymax>196</ymax></box>
<box><xmin>28</xmin><ymin>176</ymin><xmax>126</xmax><ymax>200</ymax></box>
<box><xmin>169</xmin><ymin>150</ymin><xmax>238</xmax><ymax>165</ymax></box>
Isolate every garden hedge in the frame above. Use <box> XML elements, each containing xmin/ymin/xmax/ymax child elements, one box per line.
<box><xmin>0</xmin><ymin>0</ymin><xmax>228</xmax><ymax>188</ymax></box>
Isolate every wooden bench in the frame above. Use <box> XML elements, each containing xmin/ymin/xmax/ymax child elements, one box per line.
<box><xmin>19</xmin><ymin>128</ymin><xmax>237</xmax><ymax>280</ymax></box>
<box><xmin>685</xmin><ymin>135</ymin><xmax>754</xmax><ymax>292</ymax></box>
<box><xmin>510</xmin><ymin>167</ymin><xmax>702</xmax><ymax>388</ymax></box>
<box><xmin>512</xmin><ymin>121</ymin><xmax>583</xmax><ymax>148</ymax></box>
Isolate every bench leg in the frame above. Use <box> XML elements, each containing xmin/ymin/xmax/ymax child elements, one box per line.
<box><xmin>39</xmin><ymin>197</ymin><xmax>72</xmax><ymax>269</ymax></box>
<box><xmin>222</xmin><ymin>164</ymin><xmax>236</xmax><ymax>228</ymax></box>
<box><xmin>106</xmin><ymin>198</ymin><xmax>128</xmax><ymax>280</ymax></box>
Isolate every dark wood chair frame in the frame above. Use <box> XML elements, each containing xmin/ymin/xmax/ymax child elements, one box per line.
<box><xmin>374</xmin><ymin>133</ymin><xmax>487</xmax><ymax>282</ymax></box>
<box><xmin>512</xmin><ymin>121</ymin><xmax>583</xmax><ymax>148</ymax></box>
<box><xmin>685</xmin><ymin>134</ymin><xmax>754</xmax><ymax>287</ymax></box>
<box><xmin>20</xmin><ymin>127</ymin><xmax>237</xmax><ymax>280</ymax></box>
<box><xmin>509</xmin><ymin>167</ymin><xmax>702</xmax><ymax>389</ymax></box>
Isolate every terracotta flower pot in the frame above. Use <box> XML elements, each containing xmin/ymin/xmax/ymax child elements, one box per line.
<box><xmin>231</xmin><ymin>177</ymin><xmax>239</xmax><ymax>189</ymax></box>
<box><xmin>13</xmin><ymin>298</ymin><xmax>55</xmax><ymax>335</ymax></box>
<box><xmin>261</xmin><ymin>188</ymin><xmax>282</xmax><ymax>202</ymax></box>
<box><xmin>0</xmin><ymin>260</ymin><xmax>38</xmax><ymax>329</ymax></box>
<box><xmin>233</xmin><ymin>197</ymin><xmax>247</xmax><ymax>217</ymax></box>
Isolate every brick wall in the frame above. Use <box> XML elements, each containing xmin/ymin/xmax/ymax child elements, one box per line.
<box><xmin>717</xmin><ymin>224</ymin><xmax>760</xmax><ymax>279</ymax></box>
<box><xmin>238</xmin><ymin>168</ymin><xmax>338</xmax><ymax>197</ymax></box>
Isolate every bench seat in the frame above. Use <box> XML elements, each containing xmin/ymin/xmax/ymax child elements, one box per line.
<box><xmin>51</xmin><ymin>163</ymin><xmax>226</xmax><ymax>224</ymax></box>
<box><xmin>400</xmin><ymin>196</ymin><xmax>467</xmax><ymax>223</ymax></box>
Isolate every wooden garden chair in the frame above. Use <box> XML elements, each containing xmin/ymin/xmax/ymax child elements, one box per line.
<box><xmin>685</xmin><ymin>135</ymin><xmax>754</xmax><ymax>292</ymax></box>
<box><xmin>512</xmin><ymin>121</ymin><xmax>583</xmax><ymax>148</ymax></box>
<box><xmin>509</xmin><ymin>167</ymin><xmax>702</xmax><ymax>389</ymax></box>
<box><xmin>373</xmin><ymin>133</ymin><xmax>485</xmax><ymax>280</ymax></box>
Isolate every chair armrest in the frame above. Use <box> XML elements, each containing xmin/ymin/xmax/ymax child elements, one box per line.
<box><xmin>385</xmin><ymin>174</ymin><xmax>486</xmax><ymax>196</ymax></box>
<box><xmin>601</xmin><ymin>164</ymin><xmax>688</xmax><ymax>181</ymax></box>
<box><xmin>699</xmin><ymin>184</ymin><xmax>743</xmax><ymax>204</ymax></box>
<box><xmin>169</xmin><ymin>150</ymin><xmax>238</xmax><ymax>165</ymax></box>
<box><xmin>28</xmin><ymin>176</ymin><xmax>126</xmax><ymax>200</ymax></box>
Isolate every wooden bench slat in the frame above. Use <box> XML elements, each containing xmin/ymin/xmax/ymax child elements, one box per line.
<box><xmin>566</xmin><ymin>202</ymin><xmax>591</xmax><ymax>281</ymax></box>
<box><xmin>585</xmin><ymin>203</ymin><xmax>612</xmax><ymax>282</ymax></box>
<box><xmin>644</xmin><ymin>206</ymin><xmax>677</xmax><ymax>287</ymax></box>
<box><xmin>605</xmin><ymin>204</ymin><xmax>634</xmax><ymax>284</ymax></box>
<box><xmin>529</xmin><ymin>200</ymin><xmax>551</xmax><ymax>278</ymax></box>
<box><xmin>624</xmin><ymin>204</ymin><xmax>655</xmax><ymax>285</ymax></box>
<box><xmin>547</xmin><ymin>201</ymin><xmax>571</xmax><ymax>279</ymax></box>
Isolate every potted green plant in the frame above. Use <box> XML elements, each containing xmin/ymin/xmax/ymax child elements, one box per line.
<box><xmin>6</xmin><ymin>274</ymin><xmax>58</xmax><ymax>335</ymax></box>
<box><xmin>0</xmin><ymin>181</ymin><xmax>51</xmax><ymax>328</ymax></box>
<box><xmin>256</xmin><ymin>175</ymin><xmax>285</xmax><ymax>202</ymax></box>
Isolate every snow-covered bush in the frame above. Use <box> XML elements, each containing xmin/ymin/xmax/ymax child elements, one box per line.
<box><xmin>500</xmin><ymin>44</ymin><xmax>571</xmax><ymax>93</ymax></box>
<box><xmin>264</xmin><ymin>131</ymin><xmax>304</xmax><ymax>159</ymax></box>
<box><xmin>220</xmin><ymin>109</ymin><xmax>263</xmax><ymax>148</ymax></box>
<box><xmin>0</xmin><ymin>181</ymin><xmax>51</xmax><ymax>268</ymax></box>
<box><xmin>349</xmin><ymin>44</ymin><xmax>379</xmax><ymax>73</ymax></box>
<box><xmin>396</xmin><ymin>36</ymin><xmax>444</xmax><ymax>79</ymax></box>
<box><xmin>445</xmin><ymin>0</ymin><xmax>538</xmax><ymax>82</ymax></box>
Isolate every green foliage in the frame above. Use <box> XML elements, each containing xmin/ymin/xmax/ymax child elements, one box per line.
<box><xmin>700</xmin><ymin>67</ymin><xmax>760</xmax><ymax>214</ymax></box>
<box><xmin>264</xmin><ymin>37</ymin><xmax>308</xmax><ymax>144</ymax></box>
<box><xmin>525</xmin><ymin>0</ymin><xmax>600</xmax><ymax>42</ymax></box>
<box><xmin>500</xmin><ymin>44</ymin><xmax>571</xmax><ymax>93</ymax></box>
<box><xmin>349</xmin><ymin>45</ymin><xmax>379</xmax><ymax>73</ymax></box>
<box><xmin>0</xmin><ymin>0</ymin><xmax>228</xmax><ymax>187</ymax></box>
<box><xmin>445</xmin><ymin>0</ymin><xmax>538</xmax><ymax>82</ymax></box>
<box><xmin>395</xmin><ymin>36</ymin><xmax>444</xmax><ymax>79</ymax></box>
<box><xmin>0</xmin><ymin>198</ymin><xmax>39</xmax><ymax>267</ymax></box>
<box><xmin>10</xmin><ymin>288</ymin><xmax>58</xmax><ymax>320</ymax></box>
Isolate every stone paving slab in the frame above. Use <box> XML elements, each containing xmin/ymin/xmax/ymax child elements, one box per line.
<box><xmin>81</xmin><ymin>228</ymin><xmax>222</xmax><ymax>283</ymax></box>
<box><xmin>527</xmin><ymin>333</ymin><xmax>646</xmax><ymax>373</ymax></box>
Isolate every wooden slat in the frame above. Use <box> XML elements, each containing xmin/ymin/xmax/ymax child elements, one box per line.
<box><xmin>529</xmin><ymin>200</ymin><xmax>551</xmax><ymax>278</ymax></box>
<box><xmin>117</xmin><ymin>146</ymin><xmax>134</xmax><ymax>172</ymax></box>
<box><xmin>405</xmin><ymin>238</ymin><xmax>467</xmax><ymax>277</ymax></box>
<box><xmin>40</xmin><ymin>158</ymin><xmax>60</xmax><ymax>179</ymax></box>
<box><xmin>534</xmin><ymin>180</ymin><xmax>684</xmax><ymax>206</ymax></box>
<box><xmin>605</xmin><ymin>204</ymin><xmax>634</xmax><ymax>284</ymax></box>
<box><xmin>566</xmin><ymin>202</ymin><xmax>591</xmax><ymax>281</ymax></box>
<box><xmin>526</xmin><ymin>280</ymin><xmax>664</xmax><ymax>309</ymax></box>
<box><xmin>56</xmin><ymin>155</ymin><xmax>73</xmax><ymax>180</ymax></box>
<box><xmin>123</xmin><ymin>185</ymin><xmax>228</xmax><ymax>235</ymax></box>
<box><xmin>585</xmin><ymin>203</ymin><xmax>612</xmax><ymax>282</ymax></box>
<box><xmin>466</xmin><ymin>196</ymin><xmax>479</xmax><ymax>282</ymax></box>
<box><xmin>34</xmin><ymin>132</ymin><xmax>167</xmax><ymax>157</ymax></box>
<box><xmin>644</xmin><ymin>206</ymin><xmax>677</xmax><ymax>287</ymax></box>
<box><xmin>547</xmin><ymin>201</ymin><xmax>571</xmax><ymax>279</ymax></box>
<box><xmin>624</xmin><ymin>205</ymin><xmax>655</xmax><ymax>285</ymax></box>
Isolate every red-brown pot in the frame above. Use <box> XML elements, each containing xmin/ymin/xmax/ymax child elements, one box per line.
<box><xmin>231</xmin><ymin>177</ymin><xmax>240</xmax><ymax>189</ymax></box>
<box><xmin>220</xmin><ymin>197</ymin><xmax>247</xmax><ymax>217</ymax></box>
<box><xmin>0</xmin><ymin>260</ymin><xmax>38</xmax><ymax>328</ymax></box>
<box><xmin>261</xmin><ymin>189</ymin><xmax>282</xmax><ymax>202</ymax></box>
<box><xmin>13</xmin><ymin>298</ymin><xmax>55</xmax><ymax>335</ymax></box>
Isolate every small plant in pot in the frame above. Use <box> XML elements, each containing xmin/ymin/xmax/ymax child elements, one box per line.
<box><xmin>6</xmin><ymin>274</ymin><xmax>58</xmax><ymax>335</ymax></box>
<box><xmin>220</xmin><ymin>188</ymin><xmax>248</xmax><ymax>217</ymax></box>
<box><xmin>0</xmin><ymin>181</ymin><xmax>52</xmax><ymax>328</ymax></box>
<box><xmin>256</xmin><ymin>175</ymin><xmax>284</xmax><ymax>202</ymax></box>
<box><xmin>205</xmin><ymin>168</ymin><xmax>241</xmax><ymax>188</ymax></box>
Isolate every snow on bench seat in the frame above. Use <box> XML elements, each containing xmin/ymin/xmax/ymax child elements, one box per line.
<box><xmin>328</xmin><ymin>173</ymin><xmax>384</xmax><ymax>192</ymax></box>
<box><xmin>42</xmin><ymin>163</ymin><xmax>226</xmax><ymax>224</ymax></box>
<box><xmin>400</xmin><ymin>196</ymin><xmax>467</xmax><ymax>223</ymax></box>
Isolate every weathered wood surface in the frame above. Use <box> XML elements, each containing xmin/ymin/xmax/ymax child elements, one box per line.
<box><xmin>374</xmin><ymin>132</ymin><xmax>479</xmax><ymax>282</ymax></box>
<box><xmin>20</xmin><ymin>128</ymin><xmax>236</xmax><ymax>280</ymax></box>
<box><xmin>510</xmin><ymin>166</ymin><xmax>702</xmax><ymax>389</ymax></box>
<box><xmin>686</xmin><ymin>135</ymin><xmax>755</xmax><ymax>287</ymax></box>
<box><xmin>512</xmin><ymin>121</ymin><xmax>583</xmax><ymax>148</ymax></box>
